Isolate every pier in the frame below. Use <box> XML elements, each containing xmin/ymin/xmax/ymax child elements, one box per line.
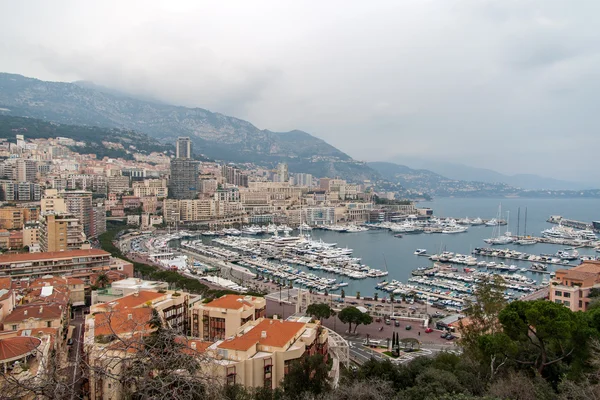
<box><xmin>548</xmin><ymin>215</ymin><xmax>597</xmax><ymax>232</ymax></box>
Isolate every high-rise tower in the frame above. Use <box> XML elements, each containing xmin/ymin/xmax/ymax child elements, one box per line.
<box><xmin>176</xmin><ymin>137</ymin><xmax>193</xmax><ymax>159</ymax></box>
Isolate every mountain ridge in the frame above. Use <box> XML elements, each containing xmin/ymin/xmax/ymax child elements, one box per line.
<box><xmin>0</xmin><ymin>73</ymin><xmax>376</xmax><ymax>181</ymax></box>
<box><xmin>387</xmin><ymin>155</ymin><xmax>592</xmax><ymax>190</ymax></box>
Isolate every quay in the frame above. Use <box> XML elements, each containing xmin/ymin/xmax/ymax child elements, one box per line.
<box><xmin>548</xmin><ymin>215</ymin><xmax>597</xmax><ymax>232</ymax></box>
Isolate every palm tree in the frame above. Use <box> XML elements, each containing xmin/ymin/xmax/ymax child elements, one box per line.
<box><xmin>389</xmin><ymin>293</ymin><xmax>395</xmax><ymax>317</ymax></box>
<box><xmin>96</xmin><ymin>272</ymin><xmax>110</xmax><ymax>289</ymax></box>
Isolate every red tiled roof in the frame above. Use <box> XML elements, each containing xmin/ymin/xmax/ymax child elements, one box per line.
<box><xmin>94</xmin><ymin>308</ymin><xmax>154</xmax><ymax>336</ymax></box>
<box><xmin>0</xmin><ymin>249</ymin><xmax>110</xmax><ymax>264</ymax></box>
<box><xmin>218</xmin><ymin>319</ymin><xmax>306</xmax><ymax>351</ymax></box>
<box><xmin>205</xmin><ymin>294</ymin><xmax>255</xmax><ymax>310</ymax></box>
<box><xmin>0</xmin><ymin>278</ymin><xmax>11</xmax><ymax>290</ymax></box>
<box><xmin>4</xmin><ymin>304</ymin><xmax>64</xmax><ymax>324</ymax></box>
<box><xmin>98</xmin><ymin>291</ymin><xmax>165</xmax><ymax>311</ymax></box>
<box><xmin>0</xmin><ymin>336</ymin><xmax>41</xmax><ymax>362</ymax></box>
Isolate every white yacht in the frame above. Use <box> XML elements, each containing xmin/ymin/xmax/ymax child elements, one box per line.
<box><xmin>442</xmin><ymin>226</ymin><xmax>468</xmax><ymax>234</ymax></box>
<box><xmin>515</xmin><ymin>238</ymin><xmax>536</xmax><ymax>245</ymax></box>
<box><xmin>485</xmin><ymin>218</ymin><xmax>499</xmax><ymax>226</ymax></box>
<box><xmin>471</xmin><ymin>218</ymin><xmax>484</xmax><ymax>226</ymax></box>
<box><xmin>414</xmin><ymin>249</ymin><xmax>427</xmax><ymax>255</ymax></box>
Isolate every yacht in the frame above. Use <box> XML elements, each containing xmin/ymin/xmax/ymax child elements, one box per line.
<box><xmin>414</xmin><ymin>249</ymin><xmax>427</xmax><ymax>255</ymax></box>
<box><xmin>485</xmin><ymin>218</ymin><xmax>499</xmax><ymax>226</ymax></box>
<box><xmin>298</xmin><ymin>223</ymin><xmax>312</xmax><ymax>231</ymax></box>
<box><xmin>471</xmin><ymin>218</ymin><xmax>484</xmax><ymax>226</ymax></box>
<box><xmin>442</xmin><ymin>226</ymin><xmax>468</xmax><ymax>234</ymax></box>
<box><xmin>515</xmin><ymin>238</ymin><xmax>536</xmax><ymax>245</ymax></box>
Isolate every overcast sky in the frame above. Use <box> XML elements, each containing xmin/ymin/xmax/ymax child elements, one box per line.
<box><xmin>1</xmin><ymin>1</ymin><xmax>599</xmax><ymax>183</ymax></box>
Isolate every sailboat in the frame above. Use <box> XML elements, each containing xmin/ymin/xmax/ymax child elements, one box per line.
<box><xmin>516</xmin><ymin>207</ymin><xmax>536</xmax><ymax>245</ymax></box>
<box><xmin>484</xmin><ymin>205</ymin><xmax>514</xmax><ymax>245</ymax></box>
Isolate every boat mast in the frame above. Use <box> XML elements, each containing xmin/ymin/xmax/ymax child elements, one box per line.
<box><xmin>517</xmin><ymin>207</ymin><xmax>520</xmax><ymax>238</ymax></box>
<box><xmin>506</xmin><ymin>210</ymin><xmax>510</xmax><ymax>235</ymax></box>
<box><xmin>524</xmin><ymin>207</ymin><xmax>528</xmax><ymax>237</ymax></box>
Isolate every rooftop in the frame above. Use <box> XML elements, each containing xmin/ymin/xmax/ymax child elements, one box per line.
<box><xmin>93</xmin><ymin>308</ymin><xmax>154</xmax><ymax>337</ymax></box>
<box><xmin>0</xmin><ymin>336</ymin><xmax>42</xmax><ymax>363</ymax></box>
<box><xmin>0</xmin><ymin>249</ymin><xmax>110</xmax><ymax>264</ymax></box>
<box><xmin>218</xmin><ymin>318</ymin><xmax>305</xmax><ymax>352</ymax></box>
<box><xmin>204</xmin><ymin>294</ymin><xmax>259</xmax><ymax>310</ymax></box>
<box><xmin>98</xmin><ymin>291</ymin><xmax>165</xmax><ymax>311</ymax></box>
<box><xmin>4</xmin><ymin>304</ymin><xmax>64</xmax><ymax>323</ymax></box>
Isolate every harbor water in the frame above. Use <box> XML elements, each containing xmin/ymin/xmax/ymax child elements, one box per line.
<box><xmin>178</xmin><ymin>198</ymin><xmax>600</xmax><ymax>297</ymax></box>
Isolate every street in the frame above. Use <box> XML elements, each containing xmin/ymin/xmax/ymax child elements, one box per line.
<box><xmin>68</xmin><ymin>308</ymin><xmax>86</xmax><ymax>400</ymax></box>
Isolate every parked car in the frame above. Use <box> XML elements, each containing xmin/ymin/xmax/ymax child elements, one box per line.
<box><xmin>405</xmin><ymin>324</ymin><xmax>412</xmax><ymax>330</ymax></box>
<box><xmin>385</xmin><ymin>319</ymin><xmax>391</xmax><ymax>325</ymax></box>
<box><xmin>381</xmin><ymin>299</ymin><xmax>386</xmax><ymax>304</ymax></box>
<box><xmin>394</xmin><ymin>320</ymin><xmax>400</xmax><ymax>327</ymax></box>
<box><xmin>375</xmin><ymin>317</ymin><xmax>382</xmax><ymax>323</ymax></box>
<box><xmin>425</xmin><ymin>328</ymin><xmax>433</xmax><ymax>333</ymax></box>
<box><xmin>446</xmin><ymin>334</ymin><xmax>456</xmax><ymax>340</ymax></box>
<box><xmin>440</xmin><ymin>332</ymin><xmax>449</xmax><ymax>339</ymax></box>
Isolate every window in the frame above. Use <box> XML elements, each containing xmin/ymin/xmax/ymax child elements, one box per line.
<box><xmin>579</xmin><ymin>300</ymin><xmax>583</xmax><ymax>308</ymax></box>
<box><xmin>554</xmin><ymin>291</ymin><xmax>562</xmax><ymax>297</ymax></box>
<box><xmin>47</xmin><ymin>321</ymin><xmax>52</xmax><ymax>327</ymax></box>
<box><xmin>11</xmin><ymin>325</ymin><xmax>17</xmax><ymax>331</ymax></box>
<box><xmin>226</xmin><ymin>366</ymin><xmax>236</xmax><ymax>385</ymax></box>
<box><xmin>563</xmin><ymin>292</ymin><xmax>571</xmax><ymax>298</ymax></box>
<box><xmin>564</xmin><ymin>301</ymin><xmax>571</xmax><ymax>307</ymax></box>
<box><xmin>554</xmin><ymin>299</ymin><xmax>562</xmax><ymax>304</ymax></box>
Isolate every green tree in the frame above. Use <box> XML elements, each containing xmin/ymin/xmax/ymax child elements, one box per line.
<box><xmin>306</xmin><ymin>303</ymin><xmax>335</xmax><ymax>322</ymax></box>
<box><xmin>354</xmin><ymin>312</ymin><xmax>373</xmax><ymax>334</ymax></box>
<box><xmin>374</xmin><ymin>292</ymin><xmax>379</xmax><ymax>301</ymax></box>
<box><xmin>491</xmin><ymin>300</ymin><xmax>588</xmax><ymax>375</ymax></box>
<box><xmin>95</xmin><ymin>272</ymin><xmax>110</xmax><ymax>289</ymax></box>
<box><xmin>341</xmin><ymin>289</ymin><xmax>345</xmax><ymax>300</ymax></box>
<box><xmin>338</xmin><ymin>306</ymin><xmax>363</xmax><ymax>334</ymax></box>
<box><xmin>356</xmin><ymin>291</ymin><xmax>361</xmax><ymax>300</ymax></box>
<box><xmin>460</xmin><ymin>275</ymin><xmax>507</xmax><ymax>354</ymax></box>
<box><xmin>281</xmin><ymin>353</ymin><xmax>330</xmax><ymax>399</ymax></box>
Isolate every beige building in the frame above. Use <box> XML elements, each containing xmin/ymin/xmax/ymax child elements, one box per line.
<box><xmin>3</xmin><ymin>304</ymin><xmax>67</xmax><ymax>334</ymax></box>
<box><xmin>41</xmin><ymin>189</ymin><xmax>67</xmax><ymax>214</ymax></box>
<box><xmin>85</xmin><ymin>290</ymin><xmax>193</xmax><ymax>399</ymax></box>
<box><xmin>132</xmin><ymin>179</ymin><xmax>168</xmax><ymax>198</ymax></box>
<box><xmin>22</xmin><ymin>223</ymin><xmax>39</xmax><ymax>249</ymax></box>
<box><xmin>91</xmin><ymin>278</ymin><xmax>169</xmax><ymax>305</ymax></box>
<box><xmin>191</xmin><ymin>294</ymin><xmax>266</xmax><ymax>341</ymax></box>
<box><xmin>205</xmin><ymin>316</ymin><xmax>328</xmax><ymax>389</ymax></box>
<box><xmin>550</xmin><ymin>261</ymin><xmax>600</xmax><ymax>312</ymax></box>
<box><xmin>39</xmin><ymin>213</ymin><xmax>86</xmax><ymax>252</ymax></box>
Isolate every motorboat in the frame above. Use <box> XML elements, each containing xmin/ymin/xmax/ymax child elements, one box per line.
<box><xmin>414</xmin><ymin>249</ymin><xmax>427</xmax><ymax>255</ymax></box>
<box><xmin>515</xmin><ymin>238</ymin><xmax>536</xmax><ymax>245</ymax></box>
<box><xmin>442</xmin><ymin>226</ymin><xmax>468</xmax><ymax>234</ymax></box>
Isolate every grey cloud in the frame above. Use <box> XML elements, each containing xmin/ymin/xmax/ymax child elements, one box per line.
<box><xmin>1</xmin><ymin>0</ymin><xmax>600</xmax><ymax>184</ymax></box>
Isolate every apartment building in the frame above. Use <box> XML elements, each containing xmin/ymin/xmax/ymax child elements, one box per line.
<box><xmin>0</xmin><ymin>205</ymin><xmax>39</xmax><ymax>230</ymax></box>
<box><xmin>62</xmin><ymin>190</ymin><xmax>94</xmax><ymax>238</ymax></box>
<box><xmin>41</xmin><ymin>189</ymin><xmax>67</xmax><ymax>214</ymax></box>
<box><xmin>0</xmin><ymin>249</ymin><xmax>133</xmax><ymax>281</ymax></box>
<box><xmin>39</xmin><ymin>213</ymin><xmax>86</xmax><ymax>252</ymax></box>
<box><xmin>3</xmin><ymin>304</ymin><xmax>67</xmax><ymax>334</ymax></box>
<box><xmin>132</xmin><ymin>179</ymin><xmax>168</xmax><ymax>198</ymax></box>
<box><xmin>191</xmin><ymin>294</ymin><xmax>266</xmax><ymax>340</ymax></box>
<box><xmin>107</xmin><ymin>176</ymin><xmax>131</xmax><ymax>194</ymax></box>
<box><xmin>550</xmin><ymin>260</ymin><xmax>600</xmax><ymax>312</ymax></box>
<box><xmin>205</xmin><ymin>316</ymin><xmax>328</xmax><ymax>389</ymax></box>
<box><xmin>169</xmin><ymin>159</ymin><xmax>200</xmax><ymax>199</ymax></box>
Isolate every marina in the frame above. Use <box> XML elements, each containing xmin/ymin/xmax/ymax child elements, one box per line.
<box><xmin>124</xmin><ymin>198</ymin><xmax>600</xmax><ymax>311</ymax></box>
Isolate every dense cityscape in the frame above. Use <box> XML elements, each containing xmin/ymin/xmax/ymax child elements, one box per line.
<box><xmin>3</xmin><ymin>2</ymin><xmax>600</xmax><ymax>399</ymax></box>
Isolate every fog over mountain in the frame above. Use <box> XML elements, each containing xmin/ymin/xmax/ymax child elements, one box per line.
<box><xmin>1</xmin><ymin>1</ymin><xmax>600</xmax><ymax>184</ymax></box>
